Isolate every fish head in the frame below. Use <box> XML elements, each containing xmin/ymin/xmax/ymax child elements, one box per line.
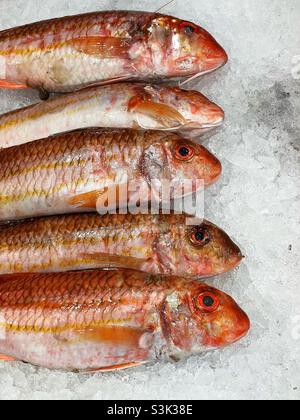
<box><xmin>172</xmin><ymin>88</ymin><xmax>225</xmax><ymax>136</ymax></box>
<box><xmin>158</xmin><ymin>87</ymin><xmax>225</xmax><ymax>135</ymax></box>
<box><xmin>171</xmin><ymin>220</ymin><xmax>244</xmax><ymax>278</ymax></box>
<box><xmin>162</xmin><ymin>281</ymin><xmax>250</xmax><ymax>356</ymax></box>
<box><xmin>164</xmin><ymin>136</ymin><xmax>222</xmax><ymax>191</ymax></box>
<box><xmin>140</xmin><ymin>135</ymin><xmax>222</xmax><ymax>199</ymax></box>
<box><xmin>148</xmin><ymin>16</ymin><xmax>228</xmax><ymax>78</ymax></box>
<box><xmin>130</xmin><ymin>86</ymin><xmax>224</xmax><ymax>135</ymax></box>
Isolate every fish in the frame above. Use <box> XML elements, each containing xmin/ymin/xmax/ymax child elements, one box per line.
<box><xmin>0</xmin><ymin>269</ymin><xmax>250</xmax><ymax>371</ymax></box>
<box><xmin>0</xmin><ymin>213</ymin><xmax>243</xmax><ymax>278</ymax></box>
<box><xmin>0</xmin><ymin>128</ymin><xmax>222</xmax><ymax>222</ymax></box>
<box><xmin>0</xmin><ymin>11</ymin><xmax>228</xmax><ymax>93</ymax></box>
<box><xmin>0</xmin><ymin>83</ymin><xmax>225</xmax><ymax>149</ymax></box>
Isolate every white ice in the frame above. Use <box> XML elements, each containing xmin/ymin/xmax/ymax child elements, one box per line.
<box><xmin>0</xmin><ymin>0</ymin><xmax>299</xmax><ymax>401</ymax></box>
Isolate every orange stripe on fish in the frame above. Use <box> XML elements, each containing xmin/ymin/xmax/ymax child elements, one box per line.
<box><xmin>0</xmin><ymin>179</ymin><xmax>86</xmax><ymax>204</ymax></box>
<box><xmin>0</xmin><ymin>159</ymin><xmax>87</xmax><ymax>182</ymax></box>
<box><xmin>0</xmin><ymin>36</ymin><xmax>133</xmax><ymax>59</ymax></box>
<box><xmin>0</xmin><ymin>97</ymin><xmax>88</xmax><ymax>131</ymax></box>
<box><xmin>0</xmin><ymin>319</ymin><xmax>134</xmax><ymax>335</ymax></box>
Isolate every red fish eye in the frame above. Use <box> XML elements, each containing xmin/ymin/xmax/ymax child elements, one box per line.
<box><xmin>179</xmin><ymin>22</ymin><xmax>197</xmax><ymax>35</ymax></box>
<box><xmin>190</xmin><ymin>227</ymin><xmax>211</xmax><ymax>246</ymax></box>
<box><xmin>175</xmin><ymin>144</ymin><xmax>195</xmax><ymax>161</ymax></box>
<box><xmin>197</xmin><ymin>292</ymin><xmax>219</xmax><ymax>312</ymax></box>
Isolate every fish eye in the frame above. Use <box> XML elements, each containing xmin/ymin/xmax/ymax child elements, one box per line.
<box><xmin>197</xmin><ymin>292</ymin><xmax>219</xmax><ymax>312</ymax></box>
<box><xmin>175</xmin><ymin>144</ymin><xmax>195</xmax><ymax>161</ymax></box>
<box><xmin>184</xmin><ymin>25</ymin><xmax>195</xmax><ymax>35</ymax></box>
<box><xmin>180</xmin><ymin>22</ymin><xmax>197</xmax><ymax>35</ymax></box>
<box><xmin>190</xmin><ymin>226</ymin><xmax>211</xmax><ymax>246</ymax></box>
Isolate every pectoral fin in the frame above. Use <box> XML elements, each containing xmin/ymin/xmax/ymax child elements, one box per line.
<box><xmin>129</xmin><ymin>98</ymin><xmax>187</xmax><ymax>128</ymax></box>
<box><xmin>68</xmin><ymin>184</ymin><xmax>129</xmax><ymax>210</ymax></box>
<box><xmin>88</xmin><ymin>362</ymin><xmax>145</xmax><ymax>373</ymax></box>
<box><xmin>68</xmin><ymin>36</ymin><xmax>132</xmax><ymax>58</ymax></box>
<box><xmin>74</xmin><ymin>75</ymin><xmax>133</xmax><ymax>90</ymax></box>
<box><xmin>0</xmin><ymin>80</ymin><xmax>28</xmax><ymax>90</ymax></box>
<box><xmin>0</xmin><ymin>354</ymin><xmax>17</xmax><ymax>361</ymax></box>
<box><xmin>76</xmin><ymin>326</ymin><xmax>152</xmax><ymax>347</ymax></box>
<box><xmin>80</xmin><ymin>252</ymin><xmax>149</xmax><ymax>271</ymax></box>
<box><xmin>68</xmin><ymin>190</ymin><xmax>105</xmax><ymax>209</ymax></box>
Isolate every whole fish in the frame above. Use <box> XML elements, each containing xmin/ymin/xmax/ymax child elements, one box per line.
<box><xmin>0</xmin><ymin>269</ymin><xmax>250</xmax><ymax>371</ymax></box>
<box><xmin>0</xmin><ymin>128</ymin><xmax>221</xmax><ymax>221</ymax></box>
<box><xmin>0</xmin><ymin>214</ymin><xmax>243</xmax><ymax>278</ymax></box>
<box><xmin>0</xmin><ymin>83</ymin><xmax>225</xmax><ymax>148</ymax></box>
<box><xmin>0</xmin><ymin>11</ymin><xmax>228</xmax><ymax>93</ymax></box>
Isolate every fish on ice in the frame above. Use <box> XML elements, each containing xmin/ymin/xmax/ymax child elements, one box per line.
<box><xmin>0</xmin><ymin>128</ymin><xmax>222</xmax><ymax>221</ymax></box>
<box><xmin>0</xmin><ymin>269</ymin><xmax>250</xmax><ymax>371</ymax></box>
<box><xmin>0</xmin><ymin>83</ymin><xmax>225</xmax><ymax>148</ymax></box>
<box><xmin>0</xmin><ymin>11</ymin><xmax>228</xmax><ymax>93</ymax></box>
<box><xmin>0</xmin><ymin>213</ymin><xmax>243</xmax><ymax>278</ymax></box>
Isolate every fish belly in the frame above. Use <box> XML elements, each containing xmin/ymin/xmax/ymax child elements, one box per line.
<box><xmin>0</xmin><ymin>328</ymin><xmax>155</xmax><ymax>371</ymax></box>
<box><xmin>5</xmin><ymin>48</ymin><xmax>131</xmax><ymax>92</ymax></box>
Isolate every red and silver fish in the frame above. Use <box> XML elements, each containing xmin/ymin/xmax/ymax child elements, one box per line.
<box><xmin>0</xmin><ymin>128</ymin><xmax>222</xmax><ymax>221</ymax></box>
<box><xmin>0</xmin><ymin>11</ymin><xmax>228</xmax><ymax>93</ymax></box>
<box><xmin>0</xmin><ymin>214</ymin><xmax>243</xmax><ymax>278</ymax></box>
<box><xmin>0</xmin><ymin>83</ymin><xmax>224</xmax><ymax>148</ymax></box>
<box><xmin>0</xmin><ymin>269</ymin><xmax>250</xmax><ymax>371</ymax></box>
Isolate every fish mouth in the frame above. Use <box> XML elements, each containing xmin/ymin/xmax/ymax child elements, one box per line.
<box><xmin>204</xmin><ymin>54</ymin><xmax>228</xmax><ymax>72</ymax></box>
<box><xmin>216</xmin><ymin>248</ymin><xmax>244</xmax><ymax>276</ymax></box>
<box><xmin>179</xmin><ymin>116</ymin><xmax>224</xmax><ymax>136</ymax></box>
<box><xmin>179</xmin><ymin>70</ymin><xmax>213</xmax><ymax>87</ymax></box>
<box><xmin>230</xmin><ymin>310</ymin><xmax>251</xmax><ymax>344</ymax></box>
<box><xmin>176</xmin><ymin>122</ymin><xmax>223</xmax><ymax>140</ymax></box>
<box><xmin>179</xmin><ymin>59</ymin><xmax>227</xmax><ymax>87</ymax></box>
<box><xmin>184</xmin><ymin>117</ymin><xmax>224</xmax><ymax>129</ymax></box>
<box><xmin>195</xmin><ymin>120</ymin><xmax>224</xmax><ymax>129</ymax></box>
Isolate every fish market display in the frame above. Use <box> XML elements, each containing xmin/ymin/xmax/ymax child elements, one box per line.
<box><xmin>0</xmin><ymin>11</ymin><xmax>228</xmax><ymax>93</ymax></box>
<box><xmin>0</xmin><ymin>84</ymin><xmax>224</xmax><ymax>148</ymax></box>
<box><xmin>0</xmin><ymin>7</ymin><xmax>250</xmax><ymax>377</ymax></box>
<box><xmin>0</xmin><ymin>128</ymin><xmax>222</xmax><ymax>221</ymax></box>
<box><xmin>0</xmin><ymin>269</ymin><xmax>250</xmax><ymax>371</ymax></box>
<box><xmin>0</xmin><ymin>214</ymin><xmax>242</xmax><ymax>277</ymax></box>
